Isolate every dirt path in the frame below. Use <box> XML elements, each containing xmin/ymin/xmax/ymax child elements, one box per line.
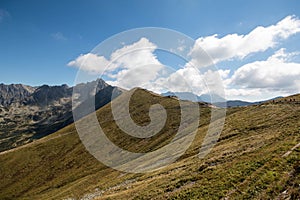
<box><xmin>282</xmin><ymin>142</ymin><xmax>300</xmax><ymax>157</ymax></box>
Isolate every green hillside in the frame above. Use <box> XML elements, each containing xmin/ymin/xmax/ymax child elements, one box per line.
<box><xmin>0</xmin><ymin>89</ymin><xmax>299</xmax><ymax>200</ymax></box>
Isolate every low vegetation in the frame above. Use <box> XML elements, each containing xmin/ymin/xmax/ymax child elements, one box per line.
<box><xmin>0</xmin><ymin>89</ymin><xmax>299</xmax><ymax>199</ymax></box>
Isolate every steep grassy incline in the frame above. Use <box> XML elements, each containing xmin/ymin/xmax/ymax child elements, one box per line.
<box><xmin>0</xmin><ymin>91</ymin><xmax>299</xmax><ymax>200</ymax></box>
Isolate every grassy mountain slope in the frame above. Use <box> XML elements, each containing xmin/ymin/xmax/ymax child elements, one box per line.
<box><xmin>0</xmin><ymin>90</ymin><xmax>299</xmax><ymax>200</ymax></box>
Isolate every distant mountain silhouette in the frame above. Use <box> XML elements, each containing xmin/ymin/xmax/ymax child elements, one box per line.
<box><xmin>161</xmin><ymin>91</ymin><xmax>283</xmax><ymax>107</ymax></box>
<box><xmin>161</xmin><ymin>91</ymin><xmax>226</xmax><ymax>103</ymax></box>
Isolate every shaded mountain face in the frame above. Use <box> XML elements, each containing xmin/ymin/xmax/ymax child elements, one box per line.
<box><xmin>26</xmin><ymin>84</ymin><xmax>72</xmax><ymax>107</ymax></box>
<box><xmin>0</xmin><ymin>83</ymin><xmax>35</xmax><ymax>106</ymax></box>
<box><xmin>0</xmin><ymin>79</ymin><xmax>123</xmax><ymax>152</ymax></box>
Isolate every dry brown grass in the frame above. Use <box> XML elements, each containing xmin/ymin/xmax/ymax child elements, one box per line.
<box><xmin>0</xmin><ymin>90</ymin><xmax>299</xmax><ymax>199</ymax></box>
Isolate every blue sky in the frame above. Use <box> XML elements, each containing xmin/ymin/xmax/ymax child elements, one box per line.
<box><xmin>1</xmin><ymin>0</ymin><xmax>300</xmax><ymax>101</ymax></box>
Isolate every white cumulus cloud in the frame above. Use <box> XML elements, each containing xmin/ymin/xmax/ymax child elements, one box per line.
<box><xmin>189</xmin><ymin>15</ymin><xmax>300</xmax><ymax>67</ymax></box>
<box><xmin>230</xmin><ymin>48</ymin><xmax>300</xmax><ymax>90</ymax></box>
<box><xmin>68</xmin><ymin>53</ymin><xmax>112</xmax><ymax>74</ymax></box>
<box><xmin>68</xmin><ymin>16</ymin><xmax>300</xmax><ymax>102</ymax></box>
<box><xmin>68</xmin><ymin>38</ymin><xmax>165</xmax><ymax>89</ymax></box>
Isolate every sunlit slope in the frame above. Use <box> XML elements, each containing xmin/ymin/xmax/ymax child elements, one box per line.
<box><xmin>0</xmin><ymin>90</ymin><xmax>299</xmax><ymax>200</ymax></box>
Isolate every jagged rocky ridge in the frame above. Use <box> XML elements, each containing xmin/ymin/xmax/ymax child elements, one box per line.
<box><xmin>0</xmin><ymin>79</ymin><xmax>123</xmax><ymax>152</ymax></box>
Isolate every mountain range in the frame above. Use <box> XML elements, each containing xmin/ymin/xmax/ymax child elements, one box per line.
<box><xmin>0</xmin><ymin>81</ymin><xmax>290</xmax><ymax>153</ymax></box>
<box><xmin>161</xmin><ymin>91</ymin><xmax>283</xmax><ymax>107</ymax></box>
<box><xmin>0</xmin><ymin>79</ymin><xmax>123</xmax><ymax>152</ymax></box>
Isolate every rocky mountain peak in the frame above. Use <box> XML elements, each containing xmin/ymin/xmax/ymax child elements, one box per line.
<box><xmin>28</xmin><ymin>84</ymin><xmax>72</xmax><ymax>107</ymax></box>
<box><xmin>0</xmin><ymin>83</ymin><xmax>35</xmax><ymax>106</ymax></box>
<box><xmin>0</xmin><ymin>78</ymin><xmax>124</xmax><ymax>152</ymax></box>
